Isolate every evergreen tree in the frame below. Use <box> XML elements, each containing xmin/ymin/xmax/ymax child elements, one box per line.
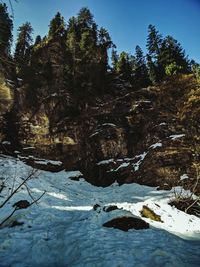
<box><xmin>146</xmin><ymin>25</ymin><xmax>163</xmax><ymax>82</ymax></box>
<box><xmin>116</xmin><ymin>52</ymin><xmax>133</xmax><ymax>82</ymax></box>
<box><xmin>34</xmin><ymin>35</ymin><xmax>42</xmax><ymax>46</ymax></box>
<box><xmin>14</xmin><ymin>22</ymin><xmax>33</xmax><ymax>69</ymax></box>
<box><xmin>159</xmin><ymin>35</ymin><xmax>189</xmax><ymax>75</ymax></box>
<box><xmin>111</xmin><ymin>49</ymin><xmax>119</xmax><ymax>71</ymax></box>
<box><xmin>77</xmin><ymin>7</ymin><xmax>95</xmax><ymax>30</ymax></box>
<box><xmin>65</xmin><ymin>8</ymin><xmax>113</xmax><ymax>96</ymax></box>
<box><xmin>146</xmin><ymin>54</ymin><xmax>158</xmax><ymax>84</ymax></box>
<box><xmin>146</xmin><ymin>25</ymin><xmax>165</xmax><ymax>82</ymax></box>
<box><xmin>146</xmin><ymin>24</ymin><xmax>162</xmax><ymax>60</ymax></box>
<box><xmin>48</xmin><ymin>12</ymin><xmax>65</xmax><ymax>38</ymax></box>
<box><xmin>0</xmin><ymin>3</ymin><xmax>13</xmax><ymax>56</ymax></box>
<box><xmin>98</xmin><ymin>27</ymin><xmax>113</xmax><ymax>67</ymax></box>
<box><xmin>65</xmin><ymin>17</ymin><xmax>79</xmax><ymax>84</ymax></box>
<box><xmin>134</xmin><ymin>45</ymin><xmax>150</xmax><ymax>87</ymax></box>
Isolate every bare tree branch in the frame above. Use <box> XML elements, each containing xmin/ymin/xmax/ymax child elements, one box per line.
<box><xmin>0</xmin><ymin>169</ymin><xmax>37</xmax><ymax>209</ymax></box>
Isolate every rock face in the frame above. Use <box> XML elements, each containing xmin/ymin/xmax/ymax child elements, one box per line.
<box><xmin>1</xmin><ymin>53</ymin><xmax>200</xmax><ymax>193</ymax></box>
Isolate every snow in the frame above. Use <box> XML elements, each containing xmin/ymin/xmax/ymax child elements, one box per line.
<box><xmin>149</xmin><ymin>142</ymin><xmax>163</xmax><ymax>149</ymax></box>
<box><xmin>97</xmin><ymin>159</ymin><xmax>114</xmax><ymax>165</ymax></box>
<box><xmin>18</xmin><ymin>155</ymin><xmax>62</xmax><ymax>166</ymax></box>
<box><xmin>51</xmin><ymin>93</ymin><xmax>58</xmax><ymax>97</ymax></box>
<box><xmin>114</xmin><ymin>162</ymin><xmax>130</xmax><ymax>171</ymax></box>
<box><xmin>1</xmin><ymin>141</ymin><xmax>11</xmax><ymax>145</ymax></box>
<box><xmin>89</xmin><ymin>131</ymin><xmax>99</xmax><ymax>138</ymax></box>
<box><xmin>5</xmin><ymin>79</ymin><xmax>15</xmax><ymax>84</ymax></box>
<box><xmin>0</xmin><ymin>155</ymin><xmax>200</xmax><ymax>267</ymax></box>
<box><xmin>132</xmin><ymin>152</ymin><xmax>147</xmax><ymax>171</ymax></box>
<box><xmin>22</xmin><ymin>147</ymin><xmax>35</xmax><ymax>150</ymax></box>
<box><xmin>169</xmin><ymin>134</ymin><xmax>185</xmax><ymax>140</ymax></box>
<box><xmin>34</xmin><ymin>159</ymin><xmax>62</xmax><ymax>166</ymax></box>
<box><xmin>180</xmin><ymin>174</ymin><xmax>189</xmax><ymax>181</ymax></box>
<box><xmin>102</xmin><ymin>123</ymin><xmax>116</xmax><ymax>127</ymax></box>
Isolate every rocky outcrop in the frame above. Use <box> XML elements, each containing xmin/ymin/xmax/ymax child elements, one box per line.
<box><xmin>1</xmin><ymin>60</ymin><xmax>199</xmax><ymax>193</ymax></box>
<box><xmin>103</xmin><ymin>216</ymin><xmax>149</xmax><ymax>231</ymax></box>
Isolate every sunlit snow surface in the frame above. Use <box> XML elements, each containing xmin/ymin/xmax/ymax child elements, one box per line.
<box><xmin>0</xmin><ymin>155</ymin><xmax>200</xmax><ymax>267</ymax></box>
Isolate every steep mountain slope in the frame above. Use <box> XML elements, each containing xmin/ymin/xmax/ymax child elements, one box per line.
<box><xmin>0</xmin><ymin>71</ymin><xmax>198</xmax><ymax>192</ymax></box>
<box><xmin>1</xmin><ymin>70</ymin><xmax>199</xmax><ymax>193</ymax></box>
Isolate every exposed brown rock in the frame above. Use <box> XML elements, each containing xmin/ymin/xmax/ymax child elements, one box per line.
<box><xmin>140</xmin><ymin>205</ymin><xmax>163</xmax><ymax>222</ymax></box>
<box><xmin>103</xmin><ymin>216</ymin><xmax>149</xmax><ymax>231</ymax></box>
<box><xmin>13</xmin><ymin>200</ymin><xmax>30</xmax><ymax>210</ymax></box>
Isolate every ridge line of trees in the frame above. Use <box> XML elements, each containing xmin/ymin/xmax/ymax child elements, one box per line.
<box><xmin>0</xmin><ymin>3</ymin><xmax>199</xmax><ymax>107</ymax></box>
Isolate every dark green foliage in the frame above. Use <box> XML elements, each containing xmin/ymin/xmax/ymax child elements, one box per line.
<box><xmin>115</xmin><ymin>51</ymin><xmax>133</xmax><ymax>82</ymax></box>
<box><xmin>146</xmin><ymin>25</ymin><xmax>163</xmax><ymax>83</ymax></box>
<box><xmin>159</xmin><ymin>35</ymin><xmax>190</xmax><ymax>75</ymax></box>
<box><xmin>146</xmin><ymin>54</ymin><xmax>158</xmax><ymax>84</ymax></box>
<box><xmin>111</xmin><ymin>49</ymin><xmax>119</xmax><ymax>71</ymax></box>
<box><xmin>14</xmin><ymin>22</ymin><xmax>33</xmax><ymax>74</ymax></box>
<box><xmin>77</xmin><ymin>7</ymin><xmax>95</xmax><ymax>30</ymax></box>
<box><xmin>146</xmin><ymin>24</ymin><xmax>190</xmax><ymax>83</ymax></box>
<box><xmin>48</xmin><ymin>12</ymin><xmax>65</xmax><ymax>38</ymax></box>
<box><xmin>0</xmin><ymin>3</ymin><xmax>13</xmax><ymax>56</ymax></box>
<box><xmin>134</xmin><ymin>45</ymin><xmax>150</xmax><ymax>87</ymax></box>
<box><xmin>64</xmin><ymin>8</ymin><xmax>114</xmax><ymax>97</ymax></box>
<box><xmin>34</xmin><ymin>35</ymin><xmax>42</xmax><ymax>46</ymax></box>
<box><xmin>146</xmin><ymin>24</ymin><xmax>162</xmax><ymax>60</ymax></box>
<box><xmin>1</xmin><ymin>6</ymin><xmax>192</xmax><ymax>113</ymax></box>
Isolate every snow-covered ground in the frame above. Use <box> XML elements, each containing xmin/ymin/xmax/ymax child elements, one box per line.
<box><xmin>0</xmin><ymin>155</ymin><xmax>200</xmax><ymax>267</ymax></box>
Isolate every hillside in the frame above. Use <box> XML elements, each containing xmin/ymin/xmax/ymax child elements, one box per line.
<box><xmin>0</xmin><ymin>3</ymin><xmax>200</xmax><ymax>267</ymax></box>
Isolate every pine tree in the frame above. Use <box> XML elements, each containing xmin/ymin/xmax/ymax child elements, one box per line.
<box><xmin>146</xmin><ymin>24</ymin><xmax>162</xmax><ymax>60</ymax></box>
<box><xmin>111</xmin><ymin>49</ymin><xmax>119</xmax><ymax>71</ymax></box>
<box><xmin>34</xmin><ymin>35</ymin><xmax>42</xmax><ymax>46</ymax></box>
<box><xmin>98</xmin><ymin>27</ymin><xmax>113</xmax><ymax>67</ymax></box>
<box><xmin>15</xmin><ymin>22</ymin><xmax>33</xmax><ymax>63</ymax></box>
<box><xmin>134</xmin><ymin>45</ymin><xmax>150</xmax><ymax>87</ymax></box>
<box><xmin>159</xmin><ymin>35</ymin><xmax>189</xmax><ymax>75</ymax></box>
<box><xmin>77</xmin><ymin>7</ymin><xmax>95</xmax><ymax>30</ymax></box>
<box><xmin>146</xmin><ymin>25</ymin><xmax>164</xmax><ymax>82</ymax></box>
<box><xmin>0</xmin><ymin>3</ymin><xmax>13</xmax><ymax>56</ymax></box>
<box><xmin>116</xmin><ymin>52</ymin><xmax>133</xmax><ymax>82</ymax></box>
<box><xmin>48</xmin><ymin>12</ymin><xmax>65</xmax><ymax>38</ymax></box>
<box><xmin>146</xmin><ymin>54</ymin><xmax>158</xmax><ymax>84</ymax></box>
<box><xmin>65</xmin><ymin>8</ymin><xmax>114</xmax><ymax>96</ymax></box>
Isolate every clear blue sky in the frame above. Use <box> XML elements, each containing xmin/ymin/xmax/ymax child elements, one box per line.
<box><xmin>7</xmin><ymin>0</ymin><xmax>200</xmax><ymax>62</ymax></box>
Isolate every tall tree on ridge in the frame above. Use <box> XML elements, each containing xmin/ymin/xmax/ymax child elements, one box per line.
<box><xmin>134</xmin><ymin>45</ymin><xmax>150</xmax><ymax>88</ymax></box>
<box><xmin>0</xmin><ymin>3</ymin><xmax>13</xmax><ymax>57</ymax></box>
<box><xmin>48</xmin><ymin>12</ymin><xmax>65</xmax><ymax>38</ymax></box>
<box><xmin>146</xmin><ymin>24</ymin><xmax>163</xmax><ymax>83</ymax></box>
<box><xmin>115</xmin><ymin>52</ymin><xmax>133</xmax><ymax>83</ymax></box>
<box><xmin>146</xmin><ymin>24</ymin><xmax>162</xmax><ymax>60</ymax></box>
<box><xmin>159</xmin><ymin>35</ymin><xmax>189</xmax><ymax>75</ymax></box>
<box><xmin>14</xmin><ymin>22</ymin><xmax>33</xmax><ymax>73</ymax></box>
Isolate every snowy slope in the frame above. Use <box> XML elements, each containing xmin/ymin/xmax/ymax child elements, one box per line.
<box><xmin>0</xmin><ymin>155</ymin><xmax>200</xmax><ymax>267</ymax></box>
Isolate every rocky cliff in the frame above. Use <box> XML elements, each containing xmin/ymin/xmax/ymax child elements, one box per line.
<box><xmin>0</xmin><ymin>47</ymin><xmax>199</xmax><ymax>193</ymax></box>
